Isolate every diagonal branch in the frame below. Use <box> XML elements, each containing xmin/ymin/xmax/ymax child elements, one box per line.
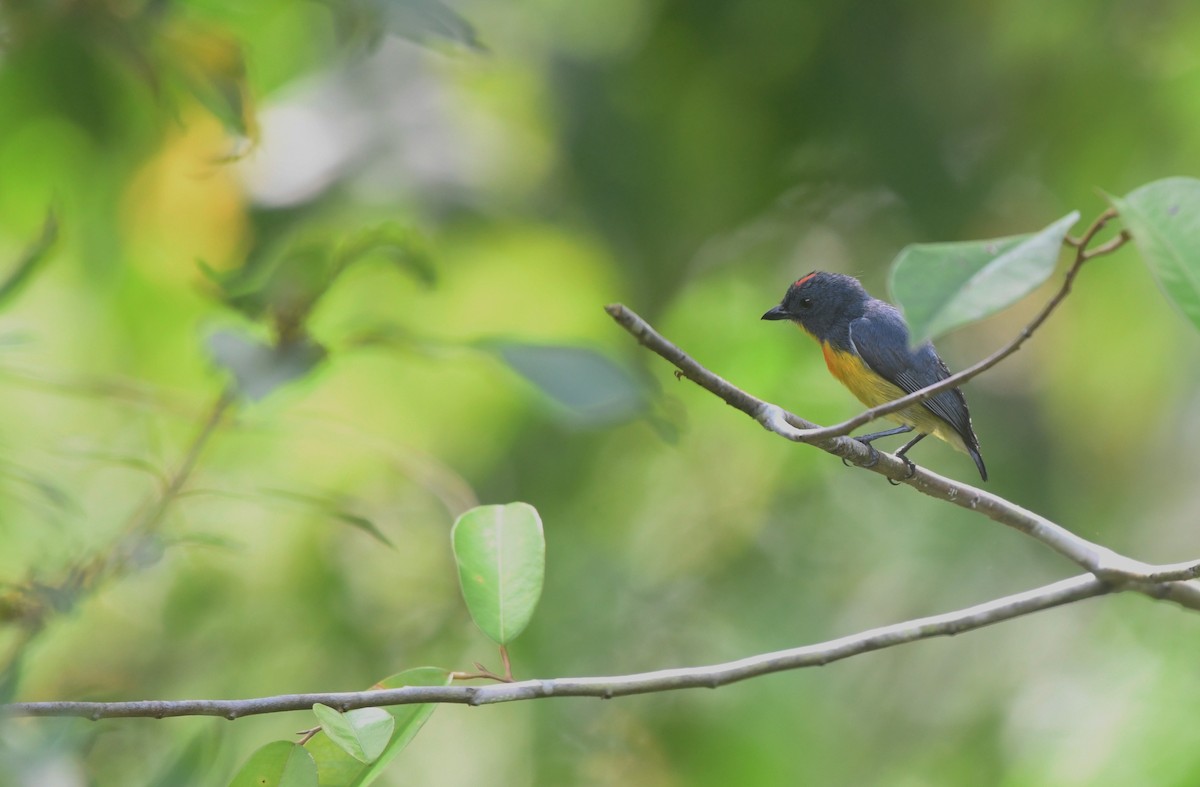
<box><xmin>0</xmin><ymin>386</ymin><xmax>237</xmax><ymax>678</ymax></box>
<box><xmin>2</xmin><ymin>573</ymin><xmax>1109</xmax><ymax>719</ymax></box>
<box><xmin>797</xmin><ymin>210</ymin><xmax>1128</xmax><ymax>443</ymax></box>
<box><xmin>604</xmin><ymin>303</ymin><xmax>1200</xmax><ymax>610</ymax></box>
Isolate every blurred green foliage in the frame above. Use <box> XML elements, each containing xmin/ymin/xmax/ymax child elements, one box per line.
<box><xmin>1</xmin><ymin>1</ymin><xmax>1200</xmax><ymax>785</ymax></box>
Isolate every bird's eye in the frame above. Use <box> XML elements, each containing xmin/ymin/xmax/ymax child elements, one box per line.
<box><xmin>798</xmin><ymin>297</ymin><xmax>813</xmax><ymax>309</ymax></box>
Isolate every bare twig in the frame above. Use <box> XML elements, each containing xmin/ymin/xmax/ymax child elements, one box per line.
<box><xmin>2</xmin><ymin>573</ymin><xmax>1108</xmax><ymax>719</ymax></box>
<box><xmin>603</xmin><ymin>208</ymin><xmax>1198</xmax><ymax>605</ymax></box>
<box><xmin>0</xmin><ymin>387</ymin><xmax>236</xmax><ymax>667</ymax></box>
<box><xmin>130</xmin><ymin>386</ymin><xmax>236</xmax><ymax>536</ymax></box>
<box><xmin>605</xmin><ymin>300</ymin><xmax>1200</xmax><ymax>608</ymax></box>
<box><xmin>499</xmin><ymin>644</ymin><xmax>514</xmax><ymax>682</ymax></box>
<box><xmin>796</xmin><ymin>211</ymin><xmax>1128</xmax><ymax>442</ymax></box>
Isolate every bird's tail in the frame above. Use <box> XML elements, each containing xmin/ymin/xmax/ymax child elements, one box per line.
<box><xmin>967</xmin><ymin>444</ymin><xmax>988</xmax><ymax>482</ymax></box>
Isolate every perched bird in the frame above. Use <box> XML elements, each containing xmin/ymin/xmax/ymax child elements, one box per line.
<box><xmin>762</xmin><ymin>271</ymin><xmax>986</xmax><ymax>481</ymax></box>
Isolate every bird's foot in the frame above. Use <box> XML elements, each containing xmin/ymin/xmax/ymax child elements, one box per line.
<box><xmin>844</xmin><ymin>439</ymin><xmax>880</xmax><ymax>469</ymax></box>
<box><xmin>887</xmin><ymin>455</ymin><xmax>918</xmax><ymax>485</ymax></box>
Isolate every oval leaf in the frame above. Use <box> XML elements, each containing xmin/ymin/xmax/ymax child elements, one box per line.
<box><xmin>229</xmin><ymin>741</ymin><xmax>318</xmax><ymax>787</ymax></box>
<box><xmin>207</xmin><ymin>329</ymin><xmax>326</xmax><ymax>401</ymax></box>
<box><xmin>305</xmin><ymin>668</ymin><xmax>451</xmax><ymax>787</ymax></box>
<box><xmin>1108</xmin><ymin>177</ymin><xmax>1200</xmax><ymax>331</ymax></box>
<box><xmin>311</xmin><ymin>704</ymin><xmax>394</xmax><ymax>765</ymax></box>
<box><xmin>889</xmin><ymin>211</ymin><xmax>1080</xmax><ymax>341</ymax></box>
<box><xmin>451</xmin><ymin>502</ymin><xmax>545</xmax><ymax>645</ymax></box>
<box><xmin>487</xmin><ymin>342</ymin><xmax>647</xmax><ymax>427</ymax></box>
<box><xmin>348</xmin><ymin>668</ymin><xmax>451</xmax><ymax>787</ymax></box>
<box><xmin>0</xmin><ymin>211</ymin><xmax>57</xmax><ymax>311</ymax></box>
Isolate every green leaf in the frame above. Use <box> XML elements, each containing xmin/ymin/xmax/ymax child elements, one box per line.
<box><xmin>889</xmin><ymin>212</ymin><xmax>1080</xmax><ymax>341</ymax></box>
<box><xmin>0</xmin><ymin>211</ymin><xmax>58</xmax><ymax>311</ymax></box>
<box><xmin>228</xmin><ymin>741</ymin><xmax>319</xmax><ymax>787</ymax></box>
<box><xmin>147</xmin><ymin>727</ymin><xmax>223</xmax><ymax>787</ymax></box>
<box><xmin>487</xmin><ymin>342</ymin><xmax>647</xmax><ymax>426</ymax></box>
<box><xmin>382</xmin><ymin>0</ymin><xmax>486</xmax><ymax>51</ymax></box>
<box><xmin>349</xmin><ymin>668</ymin><xmax>451</xmax><ymax>786</ymax></box>
<box><xmin>1108</xmin><ymin>177</ymin><xmax>1200</xmax><ymax>331</ymax></box>
<box><xmin>164</xmin><ymin>27</ymin><xmax>257</xmax><ymax>144</ymax></box>
<box><xmin>311</xmin><ymin>704</ymin><xmax>394</xmax><ymax>764</ymax></box>
<box><xmin>259</xmin><ymin>488</ymin><xmax>394</xmax><ymax>548</ymax></box>
<box><xmin>207</xmin><ymin>329</ymin><xmax>326</xmax><ymax>401</ymax></box>
<box><xmin>334</xmin><ymin>222</ymin><xmax>436</xmax><ymax>287</ymax></box>
<box><xmin>451</xmin><ymin>502</ymin><xmax>545</xmax><ymax>645</ymax></box>
<box><xmin>321</xmin><ymin>0</ymin><xmax>485</xmax><ymax>53</ymax></box>
<box><xmin>306</xmin><ymin>668</ymin><xmax>450</xmax><ymax>787</ymax></box>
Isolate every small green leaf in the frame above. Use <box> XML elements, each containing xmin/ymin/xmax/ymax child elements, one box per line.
<box><xmin>889</xmin><ymin>212</ymin><xmax>1080</xmax><ymax>341</ymax></box>
<box><xmin>229</xmin><ymin>741</ymin><xmax>318</xmax><ymax>787</ymax></box>
<box><xmin>381</xmin><ymin>0</ymin><xmax>486</xmax><ymax>51</ymax></box>
<box><xmin>305</xmin><ymin>668</ymin><xmax>450</xmax><ymax>787</ymax></box>
<box><xmin>207</xmin><ymin>329</ymin><xmax>326</xmax><ymax>401</ymax></box>
<box><xmin>148</xmin><ymin>727</ymin><xmax>223</xmax><ymax>787</ymax></box>
<box><xmin>349</xmin><ymin>668</ymin><xmax>450</xmax><ymax>786</ymax></box>
<box><xmin>1108</xmin><ymin>177</ymin><xmax>1200</xmax><ymax>331</ymax></box>
<box><xmin>0</xmin><ymin>211</ymin><xmax>58</xmax><ymax>311</ymax></box>
<box><xmin>451</xmin><ymin>503</ymin><xmax>545</xmax><ymax>645</ymax></box>
<box><xmin>487</xmin><ymin>342</ymin><xmax>647</xmax><ymax>426</ymax></box>
<box><xmin>334</xmin><ymin>223</ymin><xmax>436</xmax><ymax>287</ymax></box>
<box><xmin>259</xmin><ymin>488</ymin><xmax>394</xmax><ymax>548</ymax></box>
<box><xmin>165</xmin><ymin>28</ymin><xmax>257</xmax><ymax>144</ymax></box>
<box><xmin>311</xmin><ymin>704</ymin><xmax>394</xmax><ymax>764</ymax></box>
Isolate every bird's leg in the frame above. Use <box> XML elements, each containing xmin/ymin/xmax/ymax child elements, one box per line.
<box><xmin>842</xmin><ymin>424</ymin><xmax>913</xmax><ymax>469</ymax></box>
<box><xmin>887</xmin><ymin>432</ymin><xmax>927</xmax><ymax>484</ymax></box>
<box><xmin>856</xmin><ymin>424</ymin><xmax>914</xmax><ymax>444</ymax></box>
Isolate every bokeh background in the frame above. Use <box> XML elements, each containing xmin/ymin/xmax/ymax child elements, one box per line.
<box><xmin>2</xmin><ymin>1</ymin><xmax>1200</xmax><ymax>784</ymax></box>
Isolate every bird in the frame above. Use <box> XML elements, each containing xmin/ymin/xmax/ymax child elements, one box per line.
<box><xmin>762</xmin><ymin>271</ymin><xmax>987</xmax><ymax>481</ymax></box>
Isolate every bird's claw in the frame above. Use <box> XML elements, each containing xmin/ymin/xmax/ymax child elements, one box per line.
<box><xmin>845</xmin><ymin>439</ymin><xmax>880</xmax><ymax>469</ymax></box>
<box><xmin>887</xmin><ymin>455</ymin><xmax>918</xmax><ymax>485</ymax></box>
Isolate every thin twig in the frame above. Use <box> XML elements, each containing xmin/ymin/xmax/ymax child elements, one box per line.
<box><xmin>0</xmin><ymin>387</ymin><xmax>237</xmax><ymax>674</ymax></box>
<box><xmin>1</xmin><ymin>574</ymin><xmax>1109</xmax><ymax>719</ymax></box>
<box><xmin>796</xmin><ymin>211</ymin><xmax>1128</xmax><ymax>442</ymax></box>
<box><xmin>499</xmin><ymin>644</ymin><xmax>514</xmax><ymax>682</ymax></box>
<box><xmin>130</xmin><ymin>386</ymin><xmax>236</xmax><ymax>535</ymax></box>
<box><xmin>604</xmin><ymin>300</ymin><xmax>1200</xmax><ymax>603</ymax></box>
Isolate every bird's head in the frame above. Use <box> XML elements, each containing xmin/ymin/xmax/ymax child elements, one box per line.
<box><xmin>761</xmin><ymin>271</ymin><xmax>868</xmax><ymax>340</ymax></box>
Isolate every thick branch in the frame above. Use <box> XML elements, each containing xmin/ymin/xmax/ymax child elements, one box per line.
<box><xmin>3</xmin><ymin>574</ymin><xmax>1107</xmax><ymax>719</ymax></box>
<box><xmin>604</xmin><ymin>304</ymin><xmax>1200</xmax><ymax>608</ymax></box>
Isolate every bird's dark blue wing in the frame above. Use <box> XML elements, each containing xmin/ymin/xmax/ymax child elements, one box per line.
<box><xmin>847</xmin><ymin>304</ymin><xmax>976</xmax><ymax>446</ymax></box>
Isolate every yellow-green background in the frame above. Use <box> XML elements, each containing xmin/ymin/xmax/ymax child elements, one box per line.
<box><xmin>2</xmin><ymin>1</ymin><xmax>1200</xmax><ymax>784</ymax></box>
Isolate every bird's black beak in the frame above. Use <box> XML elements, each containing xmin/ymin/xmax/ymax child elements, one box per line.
<box><xmin>761</xmin><ymin>305</ymin><xmax>790</xmax><ymax>321</ymax></box>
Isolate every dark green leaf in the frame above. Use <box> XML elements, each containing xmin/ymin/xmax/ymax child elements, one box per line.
<box><xmin>334</xmin><ymin>223</ymin><xmax>436</xmax><ymax>287</ymax></box>
<box><xmin>55</xmin><ymin>446</ymin><xmax>167</xmax><ymax>484</ymax></box>
<box><xmin>1108</xmin><ymin>177</ymin><xmax>1200</xmax><ymax>331</ymax></box>
<box><xmin>0</xmin><ymin>211</ymin><xmax>58</xmax><ymax>311</ymax></box>
<box><xmin>165</xmin><ymin>531</ymin><xmax>243</xmax><ymax>552</ymax></box>
<box><xmin>375</xmin><ymin>0</ymin><xmax>486</xmax><ymax>51</ymax></box>
<box><xmin>889</xmin><ymin>212</ymin><xmax>1079</xmax><ymax>341</ymax></box>
<box><xmin>228</xmin><ymin>741</ymin><xmax>318</xmax><ymax>787</ymax></box>
<box><xmin>0</xmin><ymin>462</ymin><xmax>80</xmax><ymax>515</ymax></box>
<box><xmin>165</xmin><ymin>28</ymin><xmax>256</xmax><ymax>143</ymax></box>
<box><xmin>259</xmin><ymin>488</ymin><xmax>394</xmax><ymax>548</ymax></box>
<box><xmin>207</xmin><ymin>329</ymin><xmax>326</xmax><ymax>401</ymax></box>
<box><xmin>452</xmin><ymin>503</ymin><xmax>545</xmax><ymax>645</ymax></box>
<box><xmin>147</xmin><ymin>727</ymin><xmax>223</xmax><ymax>787</ymax></box>
<box><xmin>488</xmin><ymin>342</ymin><xmax>647</xmax><ymax>426</ymax></box>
